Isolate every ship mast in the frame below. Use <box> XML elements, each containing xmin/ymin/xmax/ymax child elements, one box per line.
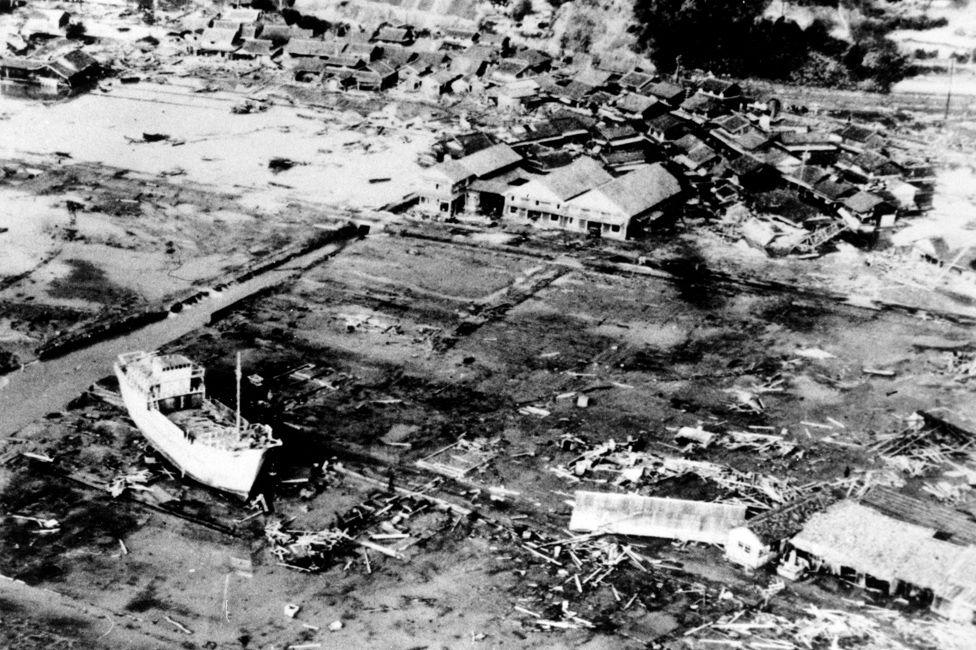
<box><xmin>235</xmin><ymin>351</ymin><xmax>242</xmax><ymax>438</ymax></box>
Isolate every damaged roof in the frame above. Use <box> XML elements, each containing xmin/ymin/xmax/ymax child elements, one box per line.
<box><xmin>862</xmin><ymin>487</ymin><xmax>976</xmax><ymax>547</ymax></box>
<box><xmin>740</xmin><ymin>491</ymin><xmax>838</xmax><ymax>545</ymax></box>
<box><xmin>843</xmin><ymin>190</ymin><xmax>888</xmax><ymax>214</ymax></box>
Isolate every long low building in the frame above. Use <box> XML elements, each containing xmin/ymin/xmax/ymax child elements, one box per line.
<box><xmin>787</xmin><ymin>499</ymin><xmax>976</xmax><ymax>622</ymax></box>
<box><xmin>570</xmin><ymin>491</ymin><xmax>747</xmax><ymax>545</ymax></box>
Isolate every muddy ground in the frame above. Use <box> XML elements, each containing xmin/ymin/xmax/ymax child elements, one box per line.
<box><xmin>3</xmin><ymin>0</ymin><xmax>976</xmax><ymax>646</ymax></box>
<box><xmin>3</xmin><ymin>229</ymin><xmax>976</xmax><ymax>648</ymax></box>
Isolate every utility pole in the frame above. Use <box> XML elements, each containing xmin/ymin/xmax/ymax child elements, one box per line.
<box><xmin>944</xmin><ymin>57</ymin><xmax>955</xmax><ymax>124</ymax></box>
<box><xmin>235</xmin><ymin>351</ymin><xmax>242</xmax><ymax>437</ymax></box>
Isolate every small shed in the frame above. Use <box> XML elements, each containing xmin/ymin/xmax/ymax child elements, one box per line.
<box><xmin>569</xmin><ymin>491</ymin><xmax>746</xmax><ymax>544</ymax></box>
<box><xmin>726</xmin><ymin>491</ymin><xmax>836</xmax><ymax>569</ymax></box>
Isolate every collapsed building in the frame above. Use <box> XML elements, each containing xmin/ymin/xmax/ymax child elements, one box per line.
<box><xmin>0</xmin><ymin>49</ymin><xmax>102</xmax><ymax>95</ymax></box>
<box><xmin>725</xmin><ymin>491</ymin><xmax>838</xmax><ymax>570</ymax></box>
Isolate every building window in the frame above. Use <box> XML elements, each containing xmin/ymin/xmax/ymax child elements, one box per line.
<box><xmin>509</xmin><ymin>206</ymin><xmax>517</xmax><ymax>213</ymax></box>
<box><xmin>610</xmin><ymin>224</ymin><xmax>620</xmax><ymax>233</ymax></box>
<box><xmin>440</xmin><ymin>202</ymin><xmax>449</xmax><ymax>212</ymax></box>
<box><xmin>550</xmin><ymin>214</ymin><xmax>559</xmax><ymax>222</ymax></box>
<box><xmin>739</xmin><ymin>542</ymin><xmax>752</xmax><ymax>553</ymax></box>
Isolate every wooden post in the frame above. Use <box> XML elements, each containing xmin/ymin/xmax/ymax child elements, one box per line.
<box><xmin>235</xmin><ymin>351</ymin><xmax>242</xmax><ymax>437</ymax></box>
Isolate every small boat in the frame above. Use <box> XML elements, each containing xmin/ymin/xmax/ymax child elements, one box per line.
<box><xmin>114</xmin><ymin>350</ymin><xmax>280</xmax><ymax>498</ymax></box>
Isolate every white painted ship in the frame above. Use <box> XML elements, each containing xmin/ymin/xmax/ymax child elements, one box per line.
<box><xmin>114</xmin><ymin>351</ymin><xmax>281</xmax><ymax>498</ymax></box>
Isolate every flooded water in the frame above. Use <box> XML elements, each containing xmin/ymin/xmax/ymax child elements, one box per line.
<box><xmin>0</xmin><ymin>240</ymin><xmax>350</xmax><ymax>436</ymax></box>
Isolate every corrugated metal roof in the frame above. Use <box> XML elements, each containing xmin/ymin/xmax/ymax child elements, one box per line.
<box><xmin>862</xmin><ymin>487</ymin><xmax>976</xmax><ymax>546</ymax></box>
<box><xmin>570</xmin><ymin>491</ymin><xmax>747</xmax><ymax>544</ymax></box>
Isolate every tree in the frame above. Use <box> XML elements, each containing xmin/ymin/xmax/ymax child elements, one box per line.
<box><xmin>559</xmin><ymin>12</ymin><xmax>599</xmax><ymax>53</ymax></box>
<box><xmin>634</xmin><ymin>0</ymin><xmax>768</xmax><ymax>74</ymax></box>
<box><xmin>860</xmin><ymin>39</ymin><xmax>909</xmax><ymax>90</ymax></box>
<box><xmin>511</xmin><ymin>0</ymin><xmax>532</xmax><ymax>22</ymax></box>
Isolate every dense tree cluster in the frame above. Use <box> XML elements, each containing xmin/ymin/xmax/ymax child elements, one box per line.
<box><xmin>633</xmin><ymin>0</ymin><xmax>915</xmax><ymax>91</ymax></box>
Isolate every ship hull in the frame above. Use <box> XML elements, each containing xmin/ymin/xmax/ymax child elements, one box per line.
<box><xmin>115</xmin><ymin>364</ymin><xmax>269</xmax><ymax>499</ymax></box>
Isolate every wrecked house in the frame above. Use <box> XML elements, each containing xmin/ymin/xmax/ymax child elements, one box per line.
<box><xmin>862</xmin><ymin>487</ymin><xmax>976</xmax><ymax>547</ymax></box>
<box><xmin>197</xmin><ymin>24</ymin><xmax>242</xmax><ymax>56</ymax></box>
<box><xmin>21</xmin><ymin>9</ymin><xmax>70</xmax><ymax>38</ymax></box>
<box><xmin>839</xmin><ymin>190</ymin><xmax>897</xmax><ymax>230</ymax></box>
<box><xmin>786</xmin><ymin>500</ymin><xmax>976</xmax><ymax>622</ymax></box>
<box><xmin>726</xmin><ymin>491</ymin><xmax>837</xmax><ymax>570</ymax></box>
<box><xmin>570</xmin><ymin>491</ymin><xmax>747</xmax><ymax>545</ymax></box>
<box><xmin>420</xmin><ymin>69</ymin><xmax>461</xmax><ymax>99</ymax></box>
<box><xmin>0</xmin><ymin>49</ymin><xmax>101</xmax><ymax>94</ymax></box>
<box><xmin>489</xmin><ymin>79</ymin><xmax>541</xmax><ymax>113</ymax></box>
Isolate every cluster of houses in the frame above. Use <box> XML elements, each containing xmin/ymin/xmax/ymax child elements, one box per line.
<box><xmin>392</xmin><ymin>46</ymin><xmax>935</xmax><ymax>245</ymax></box>
<box><xmin>0</xmin><ymin>8</ymin><xmax>103</xmax><ymax>95</ymax></box>
<box><xmin>186</xmin><ymin>9</ymin><xmax>536</xmax><ymax>95</ymax></box>
<box><xmin>420</xmin><ymin>68</ymin><xmax>934</xmax><ymax>243</ymax></box>
<box><xmin>417</xmin><ymin>141</ymin><xmax>683</xmax><ymax>241</ymax></box>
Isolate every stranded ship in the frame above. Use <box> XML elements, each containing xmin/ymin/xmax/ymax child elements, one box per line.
<box><xmin>114</xmin><ymin>351</ymin><xmax>280</xmax><ymax>498</ymax></box>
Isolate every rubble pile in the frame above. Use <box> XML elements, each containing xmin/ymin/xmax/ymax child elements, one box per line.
<box><xmin>687</xmin><ymin>602</ymin><xmax>974</xmax><ymax>650</ymax></box>
<box><xmin>266</xmin><ymin>489</ymin><xmax>458</xmax><ymax>571</ymax></box>
<box><xmin>552</xmin><ymin>436</ymin><xmax>802</xmax><ymax>511</ymax></box>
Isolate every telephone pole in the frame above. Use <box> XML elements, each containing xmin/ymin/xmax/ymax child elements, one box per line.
<box><xmin>944</xmin><ymin>57</ymin><xmax>955</xmax><ymax>124</ymax></box>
